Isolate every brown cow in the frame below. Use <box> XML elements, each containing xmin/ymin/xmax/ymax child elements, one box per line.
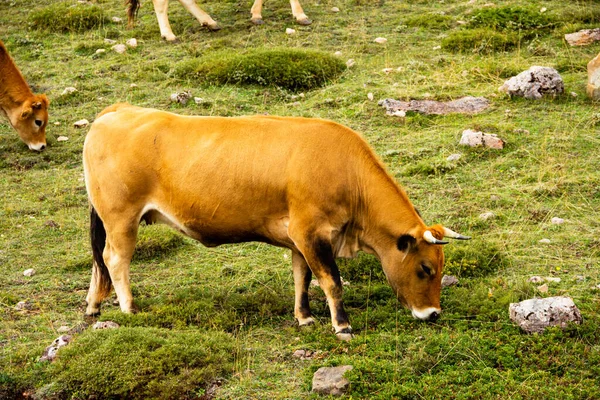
<box><xmin>126</xmin><ymin>0</ymin><xmax>311</xmax><ymax>42</ymax></box>
<box><xmin>0</xmin><ymin>40</ymin><xmax>49</xmax><ymax>151</ymax></box>
<box><xmin>83</xmin><ymin>103</ymin><xmax>470</xmax><ymax>339</ymax></box>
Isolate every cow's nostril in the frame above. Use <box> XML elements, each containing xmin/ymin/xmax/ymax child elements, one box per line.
<box><xmin>39</xmin><ymin>144</ymin><xmax>46</xmax><ymax>151</ymax></box>
<box><xmin>429</xmin><ymin>311</ymin><xmax>439</xmax><ymax>322</ymax></box>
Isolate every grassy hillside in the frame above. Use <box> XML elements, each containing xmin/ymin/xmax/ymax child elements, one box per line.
<box><xmin>1</xmin><ymin>0</ymin><xmax>599</xmax><ymax>398</ymax></box>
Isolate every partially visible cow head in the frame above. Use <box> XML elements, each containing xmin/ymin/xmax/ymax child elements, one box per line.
<box><xmin>381</xmin><ymin>224</ymin><xmax>470</xmax><ymax>321</ymax></box>
<box><xmin>10</xmin><ymin>94</ymin><xmax>49</xmax><ymax>151</ymax></box>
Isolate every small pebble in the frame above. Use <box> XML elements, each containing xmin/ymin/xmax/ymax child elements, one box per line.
<box><xmin>111</xmin><ymin>16</ymin><xmax>123</xmax><ymax>23</ymax></box>
<box><xmin>93</xmin><ymin>321</ymin><xmax>120</xmax><ymax>330</ymax></box>
<box><xmin>57</xmin><ymin>326</ymin><xmax>70</xmax><ymax>333</ymax></box>
<box><xmin>57</xmin><ymin>136</ymin><xmax>69</xmax><ymax>142</ymax></box>
<box><xmin>23</xmin><ymin>269</ymin><xmax>35</xmax><ymax>277</ymax></box>
<box><xmin>346</xmin><ymin>59</ymin><xmax>355</xmax><ymax>68</ymax></box>
<box><xmin>112</xmin><ymin>44</ymin><xmax>127</xmax><ymax>54</ymax></box>
<box><xmin>73</xmin><ymin>119</ymin><xmax>89</xmax><ymax>128</ymax></box>
<box><xmin>126</xmin><ymin>38</ymin><xmax>137</xmax><ymax>48</ymax></box>
<box><xmin>104</xmin><ymin>38</ymin><xmax>117</xmax><ymax>44</ymax></box>
<box><xmin>367</xmin><ymin>92</ymin><xmax>374</xmax><ymax>101</ymax></box>
<box><xmin>529</xmin><ymin>276</ymin><xmax>544</xmax><ymax>283</ymax></box>
<box><xmin>537</xmin><ymin>284</ymin><xmax>549</xmax><ymax>293</ymax></box>
<box><xmin>374</xmin><ymin>37</ymin><xmax>388</xmax><ymax>44</ymax></box>
<box><xmin>130</xmin><ymin>83</ymin><xmax>138</xmax><ymax>88</ymax></box>
<box><xmin>479</xmin><ymin>212</ymin><xmax>495</xmax><ymax>221</ymax></box>
<box><xmin>539</xmin><ymin>238</ymin><xmax>551</xmax><ymax>244</ymax></box>
<box><xmin>334</xmin><ymin>51</ymin><xmax>342</xmax><ymax>56</ymax></box>
<box><xmin>331</xmin><ymin>7</ymin><xmax>340</xmax><ymax>12</ymax></box>
<box><xmin>61</xmin><ymin>87</ymin><xmax>77</xmax><ymax>96</ymax></box>
<box><xmin>391</xmin><ymin>110</ymin><xmax>406</xmax><ymax>117</ymax></box>
<box><xmin>286</xmin><ymin>28</ymin><xmax>296</xmax><ymax>35</ymax></box>
<box><xmin>551</xmin><ymin>217</ymin><xmax>564</xmax><ymax>225</ymax></box>
<box><xmin>446</xmin><ymin>153</ymin><xmax>461</xmax><ymax>162</ymax></box>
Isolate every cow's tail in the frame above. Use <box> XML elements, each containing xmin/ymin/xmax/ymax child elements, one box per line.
<box><xmin>126</xmin><ymin>0</ymin><xmax>141</xmax><ymax>28</ymax></box>
<box><xmin>90</xmin><ymin>206</ymin><xmax>112</xmax><ymax>296</ymax></box>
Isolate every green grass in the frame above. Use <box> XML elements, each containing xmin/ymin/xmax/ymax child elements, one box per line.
<box><xmin>2</xmin><ymin>0</ymin><xmax>600</xmax><ymax>398</ymax></box>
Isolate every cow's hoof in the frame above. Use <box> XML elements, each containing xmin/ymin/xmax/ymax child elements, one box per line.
<box><xmin>251</xmin><ymin>18</ymin><xmax>264</xmax><ymax>25</ymax></box>
<box><xmin>162</xmin><ymin>36</ymin><xmax>179</xmax><ymax>43</ymax></box>
<box><xmin>335</xmin><ymin>327</ymin><xmax>353</xmax><ymax>341</ymax></box>
<box><xmin>207</xmin><ymin>23</ymin><xmax>222</xmax><ymax>31</ymax></box>
<box><xmin>297</xmin><ymin>316</ymin><xmax>315</xmax><ymax>326</ymax></box>
<box><xmin>296</xmin><ymin>18</ymin><xmax>312</xmax><ymax>26</ymax></box>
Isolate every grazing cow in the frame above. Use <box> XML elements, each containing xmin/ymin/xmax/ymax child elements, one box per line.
<box><xmin>126</xmin><ymin>0</ymin><xmax>311</xmax><ymax>42</ymax></box>
<box><xmin>0</xmin><ymin>40</ymin><xmax>49</xmax><ymax>151</ymax></box>
<box><xmin>84</xmin><ymin>103</ymin><xmax>470</xmax><ymax>339</ymax></box>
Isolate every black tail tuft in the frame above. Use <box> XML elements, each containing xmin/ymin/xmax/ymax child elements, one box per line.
<box><xmin>126</xmin><ymin>0</ymin><xmax>141</xmax><ymax>28</ymax></box>
<box><xmin>90</xmin><ymin>206</ymin><xmax>112</xmax><ymax>296</ymax></box>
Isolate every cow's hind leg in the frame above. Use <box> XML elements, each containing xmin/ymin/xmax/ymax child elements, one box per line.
<box><xmin>292</xmin><ymin>250</ymin><xmax>314</xmax><ymax>326</ymax></box>
<box><xmin>178</xmin><ymin>0</ymin><xmax>221</xmax><ymax>30</ymax></box>
<box><xmin>288</xmin><ymin>224</ymin><xmax>352</xmax><ymax>340</ymax></box>
<box><xmin>290</xmin><ymin>0</ymin><xmax>311</xmax><ymax>25</ymax></box>
<box><xmin>103</xmin><ymin>222</ymin><xmax>139</xmax><ymax>313</ymax></box>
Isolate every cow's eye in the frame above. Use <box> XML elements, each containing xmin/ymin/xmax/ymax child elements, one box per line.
<box><xmin>421</xmin><ymin>264</ymin><xmax>432</xmax><ymax>276</ymax></box>
<box><xmin>35</xmin><ymin>120</ymin><xmax>43</xmax><ymax>127</ymax></box>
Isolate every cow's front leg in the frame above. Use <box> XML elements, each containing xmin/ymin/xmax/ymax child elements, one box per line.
<box><xmin>292</xmin><ymin>250</ymin><xmax>314</xmax><ymax>326</ymax></box>
<box><xmin>289</xmin><ymin>0</ymin><xmax>311</xmax><ymax>25</ymax></box>
<box><xmin>152</xmin><ymin>0</ymin><xmax>178</xmax><ymax>41</ymax></box>
<box><xmin>250</xmin><ymin>0</ymin><xmax>264</xmax><ymax>25</ymax></box>
<box><xmin>178</xmin><ymin>0</ymin><xmax>221</xmax><ymax>30</ymax></box>
<box><xmin>289</xmin><ymin>226</ymin><xmax>352</xmax><ymax>340</ymax></box>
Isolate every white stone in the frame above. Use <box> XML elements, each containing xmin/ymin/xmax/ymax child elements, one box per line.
<box><xmin>93</xmin><ymin>321</ymin><xmax>120</xmax><ymax>330</ymax></box>
<box><xmin>286</xmin><ymin>28</ymin><xmax>296</xmax><ymax>35</ymax></box>
<box><xmin>331</xmin><ymin>7</ymin><xmax>340</xmax><ymax>12</ymax></box>
<box><xmin>126</xmin><ymin>38</ymin><xmax>137</xmax><ymax>48</ymax></box>
<box><xmin>39</xmin><ymin>335</ymin><xmax>72</xmax><ymax>362</ymax></box>
<box><xmin>95</xmin><ymin>49</ymin><xmax>106</xmax><ymax>54</ymax></box>
<box><xmin>432</xmin><ymin>45</ymin><xmax>441</xmax><ymax>50</ymax></box>
<box><xmin>104</xmin><ymin>38</ymin><xmax>117</xmax><ymax>44</ymax></box>
<box><xmin>382</xmin><ymin>67</ymin><xmax>394</xmax><ymax>74</ymax></box>
<box><xmin>446</xmin><ymin>153</ymin><xmax>461</xmax><ymax>161</ymax></box>
<box><xmin>499</xmin><ymin>66</ymin><xmax>564</xmax><ymax>99</ymax></box>
<box><xmin>374</xmin><ymin>37</ymin><xmax>387</xmax><ymax>44</ymax></box>
<box><xmin>194</xmin><ymin>97</ymin><xmax>204</xmax><ymax>104</ymax></box>
<box><xmin>61</xmin><ymin>87</ymin><xmax>77</xmax><ymax>96</ymax></box>
<box><xmin>459</xmin><ymin>129</ymin><xmax>505</xmax><ymax>149</ymax></box>
<box><xmin>346</xmin><ymin>59</ymin><xmax>355</xmax><ymax>68</ymax></box>
<box><xmin>479</xmin><ymin>212</ymin><xmax>495</xmax><ymax>220</ymax></box>
<box><xmin>539</xmin><ymin>238</ymin><xmax>551</xmax><ymax>244</ymax></box>
<box><xmin>57</xmin><ymin>326</ymin><xmax>70</xmax><ymax>333</ymax></box>
<box><xmin>57</xmin><ymin>136</ymin><xmax>69</xmax><ymax>142</ymax></box>
<box><xmin>537</xmin><ymin>283</ymin><xmax>548</xmax><ymax>293</ymax></box>
<box><xmin>23</xmin><ymin>268</ymin><xmax>35</xmax><ymax>277</ymax></box>
<box><xmin>111</xmin><ymin>16</ymin><xmax>123</xmax><ymax>23</ymax></box>
<box><xmin>551</xmin><ymin>217</ymin><xmax>564</xmax><ymax>225</ymax></box>
<box><xmin>367</xmin><ymin>92</ymin><xmax>374</xmax><ymax>101</ymax></box>
<box><xmin>130</xmin><ymin>83</ymin><xmax>138</xmax><ymax>88</ymax></box>
<box><xmin>441</xmin><ymin>275</ymin><xmax>459</xmax><ymax>288</ymax></box>
<box><xmin>528</xmin><ymin>276</ymin><xmax>544</xmax><ymax>283</ymax></box>
<box><xmin>390</xmin><ymin>110</ymin><xmax>406</xmax><ymax>118</ymax></box>
<box><xmin>73</xmin><ymin>119</ymin><xmax>89</xmax><ymax>128</ymax></box>
<box><xmin>312</xmin><ymin>365</ymin><xmax>353</xmax><ymax>396</ymax></box>
<box><xmin>334</xmin><ymin>51</ymin><xmax>342</xmax><ymax>56</ymax></box>
<box><xmin>509</xmin><ymin>296</ymin><xmax>582</xmax><ymax>334</ymax></box>
<box><xmin>540</xmin><ymin>7</ymin><xmax>547</xmax><ymax>12</ymax></box>
<box><xmin>112</xmin><ymin>44</ymin><xmax>127</xmax><ymax>54</ymax></box>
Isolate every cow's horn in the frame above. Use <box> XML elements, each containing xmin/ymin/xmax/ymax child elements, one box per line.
<box><xmin>443</xmin><ymin>227</ymin><xmax>471</xmax><ymax>240</ymax></box>
<box><xmin>423</xmin><ymin>230</ymin><xmax>449</xmax><ymax>245</ymax></box>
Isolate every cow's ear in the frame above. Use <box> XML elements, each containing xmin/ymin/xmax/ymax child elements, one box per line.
<box><xmin>20</xmin><ymin>105</ymin><xmax>32</xmax><ymax>119</ymax></box>
<box><xmin>397</xmin><ymin>234</ymin><xmax>416</xmax><ymax>252</ymax></box>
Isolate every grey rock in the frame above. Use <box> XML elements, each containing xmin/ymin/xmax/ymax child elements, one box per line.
<box><xmin>565</xmin><ymin>28</ymin><xmax>600</xmax><ymax>46</ymax></box>
<box><xmin>312</xmin><ymin>365</ymin><xmax>353</xmax><ymax>396</ymax></box>
<box><xmin>170</xmin><ymin>90</ymin><xmax>193</xmax><ymax>105</ymax></box>
<box><xmin>459</xmin><ymin>130</ymin><xmax>504</xmax><ymax>149</ymax></box>
<box><xmin>499</xmin><ymin>66</ymin><xmax>564</xmax><ymax>100</ymax></box>
<box><xmin>551</xmin><ymin>217</ymin><xmax>565</xmax><ymax>225</ymax></box>
<box><xmin>15</xmin><ymin>300</ymin><xmax>34</xmax><ymax>311</ymax></box>
<box><xmin>509</xmin><ymin>296</ymin><xmax>582</xmax><ymax>334</ymax></box>
<box><xmin>39</xmin><ymin>335</ymin><xmax>72</xmax><ymax>362</ymax></box>
<box><xmin>379</xmin><ymin>96</ymin><xmax>489</xmax><ymax>115</ymax></box>
<box><xmin>441</xmin><ymin>275</ymin><xmax>459</xmax><ymax>288</ymax></box>
<box><xmin>479</xmin><ymin>211</ymin><xmax>496</xmax><ymax>220</ymax></box>
<box><xmin>23</xmin><ymin>268</ymin><xmax>35</xmax><ymax>277</ymax></box>
<box><xmin>93</xmin><ymin>321</ymin><xmax>120</xmax><ymax>330</ymax></box>
<box><xmin>446</xmin><ymin>153</ymin><xmax>461</xmax><ymax>162</ymax></box>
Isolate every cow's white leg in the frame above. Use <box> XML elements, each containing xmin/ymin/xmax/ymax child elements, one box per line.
<box><xmin>178</xmin><ymin>0</ymin><xmax>221</xmax><ymax>30</ymax></box>
<box><xmin>250</xmin><ymin>0</ymin><xmax>264</xmax><ymax>24</ymax></box>
<box><xmin>292</xmin><ymin>250</ymin><xmax>315</xmax><ymax>326</ymax></box>
<box><xmin>290</xmin><ymin>0</ymin><xmax>311</xmax><ymax>25</ymax></box>
<box><xmin>152</xmin><ymin>0</ymin><xmax>178</xmax><ymax>41</ymax></box>
<box><xmin>103</xmin><ymin>226</ymin><xmax>138</xmax><ymax>313</ymax></box>
<box><xmin>288</xmin><ymin>223</ymin><xmax>352</xmax><ymax>340</ymax></box>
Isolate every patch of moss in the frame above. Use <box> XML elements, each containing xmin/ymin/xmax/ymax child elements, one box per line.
<box><xmin>443</xmin><ymin>241</ymin><xmax>505</xmax><ymax>278</ymax></box>
<box><xmin>133</xmin><ymin>226</ymin><xmax>187</xmax><ymax>262</ymax></box>
<box><xmin>47</xmin><ymin>327</ymin><xmax>234</xmax><ymax>399</ymax></box>
<box><xmin>470</xmin><ymin>6</ymin><xmax>557</xmax><ymax>33</ymax></box>
<box><xmin>174</xmin><ymin>48</ymin><xmax>346</xmax><ymax>91</ymax></box>
<box><xmin>441</xmin><ymin>29</ymin><xmax>517</xmax><ymax>54</ymax></box>
<box><xmin>405</xmin><ymin>13</ymin><xmax>454</xmax><ymax>29</ymax></box>
<box><xmin>29</xmin><ymin>2</ymin><xmax>108</xmax><ymax>33</ymax></box>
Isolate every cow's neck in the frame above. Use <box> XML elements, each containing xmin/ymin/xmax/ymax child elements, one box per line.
<box><xmin>358</xmin><ymin>172</ymin><xmax>425</xmax><ymax>258</ymax></box>
<box><xmin>0</xmin><ymin>44</ymin><xmax>31</xmax><ymax>112</ymax></box>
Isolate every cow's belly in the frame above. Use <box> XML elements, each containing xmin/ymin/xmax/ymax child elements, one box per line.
<box><xmin>142</xmin><ymin>206</ymin><xmax>294</xmax><ymax>248</ymax></box>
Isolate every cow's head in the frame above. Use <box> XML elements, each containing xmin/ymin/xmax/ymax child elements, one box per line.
<box><xmin>10</xmin><ymin>94</ymin><xmax>49</xmax><ymax>151</ymax></box>
<box><xmin>381</xmin><ymin>224</ymin><xmax>470</xmax><ymax>321</ymax></box>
